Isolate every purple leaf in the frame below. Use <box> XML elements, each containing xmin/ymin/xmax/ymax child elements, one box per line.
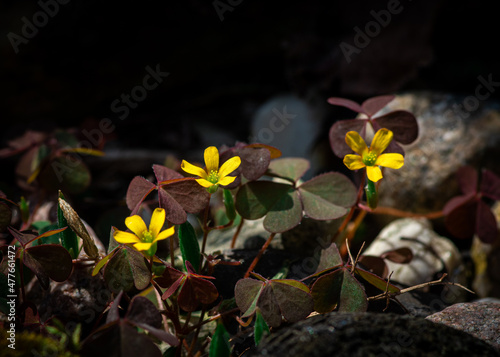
<box><xmin>444</xmin><ymin>195</ymin><xmax>477</xmax><ymax>239</ymax></box>
<box><xmin>126</xmin><ymin>176</ymin><xmax>156</xmax><ymax>215</ymax></box>
<box><xmin>457</xmin><ymin>166</ymin><xmax>478</xmax><ymax>195</ymax></box>
<box><xmin>480</xmin><ymin>169</ymin><xmax>500</xmax><ymax>200</ymax></box>
<box><xmin>153</xmin><ymin>164</ymin><xmax>183</xmax><ymax>182</ymax></box>
<box><xmin>329</xmin><ymin>119</ymin><xmax>368</xmax><ymax>158</ymax></box>
<box><xmin>373</xmin><ymin>110</ymin><xmax>418</xmax><ymax>145</ymax></box>
<box><xmin>327</xmin><ymin>97</ymin><xmax>365</xmax><ymax>114</ymax></box>
<box><xmin>476</xmin><ymin>200</ymin><xmax>499</xmax><ymax>244</ymax></box>
<box><xmin>361</xmin><ymin>95</ymin><xmax>395</xmax><ymax>117</ymax></box>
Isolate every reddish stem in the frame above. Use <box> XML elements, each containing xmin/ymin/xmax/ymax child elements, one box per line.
<box><xmin>244</xmin><ymin>233</ymin><xmax>276</xmax><ymax>278</ymax></box>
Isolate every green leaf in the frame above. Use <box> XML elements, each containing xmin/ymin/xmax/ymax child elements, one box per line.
<box><xmin>209</xmin><ymin>323</ymin><xmax>231</xmax><ymax>357</ymax></box>
<box><xmin>315</xmin><ymin>243</ymin><xmax>344</xmax><ymax>273</ymax></box>
<box><xmin>267</xmin><ymin>158</ymin><xmax>310</xmax><ymax>183</ymax></box>
<box><xmin>235</xmin><ymin>277</ymin><xmax>313</xmax><ymax>328</ymax></box>
<box><xmin>235</xmin><ymin>181</ymin><xmax>302</xmax><ymax>233</ymax></box>
<box><xmin>338</xmin><ymin>269</ymin><xmax>368</xmax><ymax>312</ymax></box>
<box><xmin>354</xmin><ymin>267</ymin><xmax>400</xmax><ymax>294</ymax></box>
<box><xmin>104</xmin><ymin>246</ymin><xmax>150</xmax><ymax>293</ymax></box>
<box><xmin>235</xmin><ymin>278</ymin><xmax>265</xmax><ymax>318</ymax></box>
<box><xmin>298</xmin><ymin>172</ymin><xmax>356</xmax><ymax>220</ymax></box>
<box><xmin>254</xmin><ymin>309</ymin><xmax>270</xmax><ymax>347</ymax></box>
<box><xmin>19</xmin><ymin>196</ymin><xmax>29</xmax><ymax>223</ymax></box>
<box><xmin>311</xmin><ymin>268</ymin><xmax>368</xmax><ymax>313</ymax></box>
<box><xmin>223</xmin><ymin>189</ymin><xmax>236</xmax><ymax>221</ymax></box>
<box><xmin>58</xmin><ymin>191</ymin><xmax>79</xmax><ymax>259</ymax></box>
<box><xmin>178</xmin><ymin>221</ymin><xmax>201</xmax><ymax>273</ymax></box>
<box><xmin>269</xmin><ymin>279</ymin><xmax>313</xmax><ymax>324</ymax></box>
<box><xmin>92</xmin><ymin>250</ymin><xmax>115</xmax><ymax>276</ymax></box>
<box><xmin>311</xmin><ymin>270</ymin><xmax>343</xmax><ymax>313</ymax></box>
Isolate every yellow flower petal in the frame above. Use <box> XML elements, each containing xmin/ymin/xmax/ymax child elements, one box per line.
<box><xmin>218</xmin><ymin>156</ymin><xmax>241</xmax><ymax>179</ymax></box>
<box><xmin>149</xmin><ymin>208</ymin><xmax>166</xmax><ymax>237</ymax></box>
<box><xmin>218</xmin><ymin>175</ymin><xmax>236</xmax><ymax>186</ymax></box>
<box><xmin>114</xmin><ymin>230</ymin><xmax>140</xmax><ymax>244</ymax></box>
<box><xmin>366</xmin><ymin>166</ymin><xmax>383</xmax><ymax>182</ymax></box>
<box><xmin>345</xmin><ymin>131</ymin><xmax>368</xmax><ymax>155</ymax></box>
<box><xmin>154</xmin><ymin>226</ymin><xmax>175</xmax><ymax>242</ymax></box>
<box><xmin>204</xmin><ymin>146</ymin><xmax>219</xmax><ymax>173</ymax></box>
<box><xmin>375</xmin><ymin>153</ymin><xmax>404</xmax><ymax>169</ymax></box>
<box><xmin>181</xmin><ymin>160</ymin><xmax>207</xmax><ymax>179</ymax></box>
<box><xmin>125</xmin><ymin>215</ymin><xmax>147</xmax><ymax>236</ymax></box>
<box><xmin>370</xmin><ymin>128</ymin><xmax>393</xmax><ymax>156</ymax></box>
<box><xmin>196</xmin><ymin>178</ymin><xmax>214</xmax><ymax>188</ymax></box>
<box><xmin>133</xmin><ymin>242</ymin><xmax>154</xmax><ymax>251</ymax></box>
<box><xmin>343</xmin><ymin>154</ymin><xmax>366</xmax><ymax>171</ymax></box>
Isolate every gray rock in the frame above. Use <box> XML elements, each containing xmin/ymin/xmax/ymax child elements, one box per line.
<box><xmin>250</xmin><ymin>94</ymin><xmax>326</xmax><ymax>179</ymax></box>
<box><xmin>426</xmin><ymin>301</ymin><xmax>500</xmax><ymax>351</ymax></box>
<box><xmin>252</xmin><ymin>312</ymin><xmax>500</xmax><ymax>357</ymax></box>
<box><xmin>377</xmin><ymin>91</ymin><xmax>500</xmax><ymax>213</ymax></box>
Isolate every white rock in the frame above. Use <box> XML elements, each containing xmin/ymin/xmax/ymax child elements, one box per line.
<box><xmin>363</xmin><ymin>218</ymin><xmax>462</xmax><ymax>286</ymax></box>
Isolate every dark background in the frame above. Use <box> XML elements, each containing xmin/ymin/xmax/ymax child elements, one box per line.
<box><xmin>1</xmin><ymin>0</ymin><xmax>499</xmax><ymax>145</ymax></box>
<box><xmin>1</xmin><ymin>0</ymin><xmax>499</xmax><ymax>192</ymax></box>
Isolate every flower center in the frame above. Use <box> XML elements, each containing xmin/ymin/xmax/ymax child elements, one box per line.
<box><xmin>362</xmin><ymin>151</ymin><xmax>378</xmax><ymax>166</ymax></box>
<box><xmin>207</xmin><ymin>170</ymin><xmax>219</xmax><ymax>184</ymax></box>
<box><xmin>141</xmin><ymin>231</ymin><xmax>154</xmax><ymax>243</ymax></box>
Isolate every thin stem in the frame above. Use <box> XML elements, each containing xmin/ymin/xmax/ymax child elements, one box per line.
<box><xmin>188</xmin><ymin>307</ymin><xmax>240</xmax><ymax>332</ymax></box>
<box><xmin>332</xmin><ymin>174</ymin><xmax>366</xmax><ymax>244</ymax></box>
<box><xmin>211</xmin><ymin>220</ymin><xmax>234</xmax><ymax>231</ymax></box>
<box><xmin>153</xmin><ymin>280</ymin><xmax>172</xmax><ymax>334</ymax></box>
<box><xmin>359</xmin><ymin>204</ymin><xmax>444</xmax><ymax>219</ymax></box>
<box><xmin>230</xmin><ymin>218</ymin><xmax>245</xmax><ymax>248</ymax></box>
<box><xmin>340</xmin><ymin>208</ymin><xmax>368</xmax><ymax>257</ymax></box>
<box><xmin>187</xmin><ymin>306</ymin><xmax>206</xmax><ymax>357</ymax></box>
<box><xmin>244</xmin><ymin>233</ymin><xmax>276</xmax><ymax>278</ymax></box>
<box><xmin>170</xmin><ymin>232</ymin><xmax>176</xmax><ymax>267</ymax></box>
<box><xmin>200</xmin><ymin>195</ymin><xmax>212</xmax><ymax>257</ymax></box>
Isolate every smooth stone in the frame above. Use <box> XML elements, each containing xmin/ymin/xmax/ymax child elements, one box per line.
<box><xmin>362</xmin><ymin>218</ymin><xmax>464</xmax><ymax>288</ymax></box>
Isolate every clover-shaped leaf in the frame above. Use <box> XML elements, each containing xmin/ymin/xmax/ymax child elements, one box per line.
<box><xmin>328</xmin><ymin>95</ymin><xmax>418</xmax><ymax>158</ymax></box>
<box><xmin>310</xmin><ymin>243</ymin><xmax>399</xmax><ymax>313</ymax></box>
<box><xmin>311</xmin><ymin>268</ymin><xmax>367</xmax><ymax>313</ymax></box>
<box><xmin>82</xmin><ymin>293</ymin><xmax>178</xmax><ymax>356</ymax></box>
<box><xmin>235</xmin><ymin>159</ymin><xmax>356</xmax><ymax>233</ymax></box>
<box><xmin>220</xmin><ymin>142</ymin><xmax>281</xmax><ymax>189</ymax></box>
<box><xmin>235</xmin><ymin>273</ymin><xmax>313</xmax><ymax>328</ymax></box>
<box><xmin>103</xmin><ymin>245</ymin><xmax>150</xmax><ymax>293</ymax></box>
<box><xmin>443</xmin><ymin>166</ymin><xmax>500</xmax><ymax>244</ymax></box>
<box><xmin>155</xmin><ymin>261</ymin><xmax>218</xmax><ymax>312</ymax></box>
<box><xmin>126</xmin><ymin>164</ymin><xmax>209</xmax><ymax>224</ymax></box>
<box><xmin>9</xmin><ymin>226</ymin><xmax>72</xmax><ymax>290</ymax></box>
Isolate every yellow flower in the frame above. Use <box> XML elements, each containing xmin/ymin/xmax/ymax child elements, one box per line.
<box><xmin>343</xmin><ymin>128</ymin><xmax>404</xmax><ymax>183</ymax></box>
<box><xmin>113</xmin><ymin>208</ymin><xmax>175</xmax><ymax>256</ymax></box>
<box><xmin>181</xmin><ymin>146</ymin><xmax>241</xmax><ymax>193</ymax></box>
